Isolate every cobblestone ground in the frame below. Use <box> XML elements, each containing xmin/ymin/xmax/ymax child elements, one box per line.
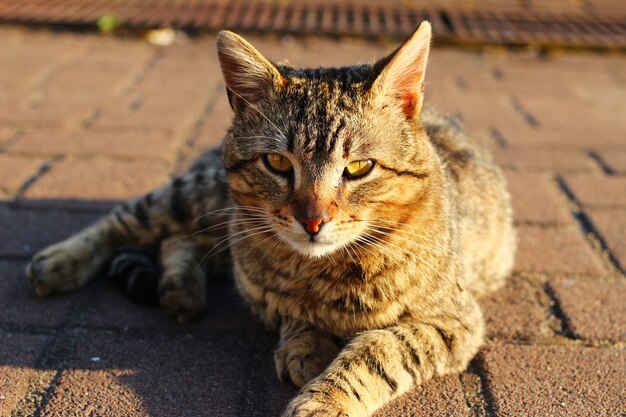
<box><xmin>0</xmin><ymin>26</ymin><xmax>624</xmax><ymax>416</ymax></box>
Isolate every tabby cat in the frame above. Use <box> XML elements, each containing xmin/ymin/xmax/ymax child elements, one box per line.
<box><xmin>27</xmin><ymin>21</ymin><xmax>516</xmax><ymax>416</ymax></box>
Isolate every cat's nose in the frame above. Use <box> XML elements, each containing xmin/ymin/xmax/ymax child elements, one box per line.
<box><xmin>295</xmin><ymin>214</ymin><xmax>329</xmax><ymax>235</ymax></box>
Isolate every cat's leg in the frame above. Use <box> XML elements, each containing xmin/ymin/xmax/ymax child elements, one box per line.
<box><xmin>281</xmin><ymin>294</ymin><xmax>484</xmax><ymax>417</ymax></box>
<box><xmin>27</xmin><ymin>152</ymin><xmax>228</xmax><ymax>296</ymax></box>
<box><xmin>274</xmin><ymin>318</ymin><xmax>341</xmax><ymax>388</ymax></box>
<box><xmin>158</xmin><ymin>235</ymin><xmax>216</xmax><ymax>323</ymax></box>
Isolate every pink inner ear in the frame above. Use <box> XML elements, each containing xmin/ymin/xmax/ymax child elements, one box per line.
<box><xmin>395</xmin><ymin>70</ymin><xmax>423</xmax><ymax>118</ymax></box>
<box><xmin>400</xmin><ymin>93</ymin><xmax>418</xmax><ymax>118</ymax></box>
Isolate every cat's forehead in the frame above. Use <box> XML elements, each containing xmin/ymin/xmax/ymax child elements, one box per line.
<box><xmin>271</xmin><ymin>65</ymin><xmax>376</xmax><ymax>157</ymax></box>
<box><xmin>278</xmin><ymin>64</ymin><xmax>376</xmax><ymax>96</ymax></box>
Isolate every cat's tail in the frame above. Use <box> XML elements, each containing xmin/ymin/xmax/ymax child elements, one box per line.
<box><xmin>107</xmin><ymin>246</ymin><xmax>161</xmax><ymax>307</ymax></box>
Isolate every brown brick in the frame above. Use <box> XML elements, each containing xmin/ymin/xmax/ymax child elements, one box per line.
<box><xmin>517</xmin><ymin>95</ymin><xmax>626</xmax><ymax>134</ymax></box>
<box><xmin>0</xmin><ymin>95</ymin><xmax>96</xmax><ymax>127</ymax></box>
<box><xmin>515</xmin><ymin>226</ymin><xmax>606</xmax><ymax>276</ymax></box>
<box><xmin>0</xmin><ymin>127</ymin><xmax>15</xmax><ymax>143</ymax></box>
<box><xmin>487</xmin><ymin>66</ymin><xmax>580</xmax><ymax>96</ymax></box>
<box><xmin>585</xmin><ymin>208</ymin><xmax>626</xmax><ymax>271</ymax></box>
<box><xmin>0</xmin><ymin>334</ymin><xmax>54</xmax><ymax>417</ymax></box>
<box><xmin>500</xmin><ymin>125</ymin><xmax>624</xmax><ymax>150</ymax></box>
<box><xmin>194</xmin><ymin>93</ymin><xmax>232</xmax><ymax>150</ymax></box>
<box><xmin>42</xmin><ymin>59</ymin><xmax>137</xmax><ymax>97</ymax></box>
<box><xmin>595</xmin><ymin>150</ymin><xmax>626</xmax><ymax>174</ymax></box>
<box><xmin>0</xmin><ymin>204</ymin><xmax>100</xmax><ymax>257</ymax></box>
<box><xmin>91</xmin><ymin>103</ymin><xmax>201</xmax><ymax>134</ymax></box>
<box><xmin>503</xmin><ymin>171</ymin><xmax>572</xmax><ymax>225</ymax></box>
<box><xmin>480</xmin><ymin>276</ymin><xmax>552</xmax><ymax>340</ymax></box>
<box><xmin>445</xmin><ymin>93</ymin><xmax>531</xmax><ymax>134</ymax></box>
<box><xmin>374</xmin><ymin>375</ymin><xmax>471</xmax><ymax>417</ymax></box>
<box><xmin>564</xmin><ymin>175</ymin><xmax>626</xmax><ymax>208</ymax></box>
<box><xmin>479</xmin><ymin>344</ymin><xmax>624</xmax><ymax>417</ymax></box>
<box><xmin>22</xmin><ymin>157</ymin><xmax>169</xmax><ymax>201</ymax></box>
<box><xmin>493</xmin><ymin>147</ymin><xmax>596</xmax><ymax>173</ymax></box>
<box><xmin>0</xmin><ymin>154</ymin><xmax>45</xmax><ymax>196</ymax></box>
<box><xmin>8</xmin><ymin>128</ymin><xmax>181</xmax><ymax>161</ymax></box>
<box><xmin>136</xmin><ymin>62</ymin><xmax>219</xmax><ymax>93</ymax></box>
<box><xmin>549</xmin><ymin>277</ymin><xmax>626</xmax><ymax>341</ymax></box>
<box><xmin>41</xmin><ymin>333</ymin><xmax>296</xmax><ymax>417</ymax></box>
<box><xmin>0</xmin><ymin>260</ymin><xmax>75</xmax><ymax>326</ymax></box>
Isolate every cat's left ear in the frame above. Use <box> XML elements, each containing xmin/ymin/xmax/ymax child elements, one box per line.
<box><xmin>370</xmin><ymin>21</ymin><xmax>432</xmax><ymax>120</ymax></box>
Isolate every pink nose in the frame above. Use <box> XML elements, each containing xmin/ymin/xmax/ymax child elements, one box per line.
<box><xmin>296</xmin><ymin>216</ymin><xmax>328</xmax><ymax>234</ymax></box>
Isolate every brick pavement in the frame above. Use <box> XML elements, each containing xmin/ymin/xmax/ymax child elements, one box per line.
<box><xmin>0</xmin><ymin>26</ymin><xmax>624</xmax><ymax>416</ymax></box>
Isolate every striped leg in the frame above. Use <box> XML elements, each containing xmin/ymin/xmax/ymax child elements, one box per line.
<box><xmin>281</xmin><ymin>297</ymin><xmax>483</xmax><ymax>417</ymax></box>
<box><xmin>158</xmin><ymin>235</ymin><xmax>217</xmax><ymax>323</ymax></box>
<box><xmin>275</xmin><ymin>318</ymin><xmax>341</xmax><ymax>388</ymax></box>
<box><xmin>26</xmin><ymin>150</ymin><xmax>229</xmax><ymax>297</ymax></box>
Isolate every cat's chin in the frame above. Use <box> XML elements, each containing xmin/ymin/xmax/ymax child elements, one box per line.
<box><xmin>284</xmin><ymin>239</ymin><xmax>345</xmax><ymax>258</ymax></box>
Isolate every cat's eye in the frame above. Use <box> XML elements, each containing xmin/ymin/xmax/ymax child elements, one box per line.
<box><xmin>263</xmin><ymin>153</ymin><xmax>293</xmax><ymax>175</ymax></box>
<box><xmin>344</xmin><ymin>159</ymin><xmax>375</xmax><ymax>179</ymax></box>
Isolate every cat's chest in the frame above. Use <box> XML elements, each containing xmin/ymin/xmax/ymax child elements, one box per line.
<box><xmin>231</xmin><ymin>245</ymin><xmax>411</xmax><ymax>338</ymax></box>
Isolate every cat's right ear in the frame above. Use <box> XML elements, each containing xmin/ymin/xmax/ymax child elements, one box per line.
<box><xmin>216</xmin><ymin>31</ymin><xmax>285</xmax><ymax>112</ymax></box>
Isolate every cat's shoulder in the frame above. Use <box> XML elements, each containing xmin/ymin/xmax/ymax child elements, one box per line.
<box><xmin>421</xmin><ymin>106</ymin><xmax>494</xmax><ymax>171</ymax></box>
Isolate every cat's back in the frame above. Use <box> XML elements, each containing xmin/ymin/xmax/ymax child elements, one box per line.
<box><xmin>421</xmin><ymin>107</ymin><xmax>516</xmax><ymax>297</ymax></box>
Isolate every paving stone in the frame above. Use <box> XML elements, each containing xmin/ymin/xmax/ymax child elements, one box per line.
<box><xmin>0</xmin><ymin>204</ymin><xmax>100</xmax><ymax>257</ymax></box>
<box><xmin>479</xmin><ymin>344</ymin><xmax>625</xmax><ymax>417</ymax></box>
<box><xmin>0</xmin><ymin>260</ymin><xmax>76</xmax><ymax>327</ymax></box>
<box><xmin>585</xmin><ymin>208</ymin><xmax>626</xmax><ymax>271</ymax></box>
<box><xmin>549</xmin><ymin>277</ymin><xmax>626</xmax><ymax>341</ymax></box>
<box><xmin>8</xmin><ymin>128</ymin><xmax>181</xmax><ymax>161</ymax></box>
<box><xmin>42</xmin><ymin>59</ymin><xmax>136</xmax><ymax>97</ymax></box>
<box><xmin>0</xmin><ymin>127</ymin><xmax>15</xmax><ymax>143</ymax></box>
<box><xmin>443</xmin><ymin>93</ymin><xmax>531</xmax><ymax>134</ymax></box>
<box><xmin>373</xmin><ymin>375</ymin><xmax>471</xmax><ymax>417</ymax></box>
<box><xmin>493</xmin><ymin>147</ymin><xmax>596</xmax><ymax>173</ymax></box>
<box><xmin>564</xmin><ymin>175</ymin><xmax>626</xmax><ymax>207</ymax></box>
<box><xmin>515</xmin><ymin>226</ymin><xmax>606</xmax><ymax>276</ymax></box>
<box><xmin>91</xmin><ymin>104</ymin><xmax>202</xmax><ymax>134</ymax></box>
<box><xmin>195</xmin><ymin>92</ymin><xmax>232</xmax><ymax>150</ymax></box>
<box><xmin>517</xmin><ymin>95</ymin><xmax>626</xmax><ymax>134</ymax></box>
<box><xmin>595</xmin><ymin>150</ymin><xmax>626</xmax><ymax>174</ymax></box>
<box><xmin>0</xmin><ymin>97</ymin><xmax>94</xmax><ymax>127</ymax></box>
<box><xmin>22</xmin><ymin>157</ymin><xmax>169</xmax><ymax>201</ymax></box>
<box><xmin>0</xmin><ymin>154</ymin><xmax>45</xmax><ymax>196</ymax></box>
<box><xmin>480</xmin><ymin>276</ymin><xmax>552</xmax><ymax>340</ymax></box>
<box><xmin>486</xmin><ymin>65</ymin><xmax>581</xmax><ymax>96</ymax></box>
<box><xmin>503</xmin><ymin>171</ymin><xmax>572</xmax><ymax>225</ymax></box>
<box><xmin>0</xmin><ymin>333</ymin><xmax>54</xmax><ymax>417</ymax></box>
<box><xmin>41</xmin><ymin>332</ymin><xmax>295</xmax><ymax>417</ymax></box>
<box><xmin>500</xmin><ymin>124</ymin><xmax>625</xmax><ymax>150</ymax></box>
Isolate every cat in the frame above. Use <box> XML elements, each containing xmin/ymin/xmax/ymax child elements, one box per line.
<box><xmin>26</xmin><ymin>21</ymin><xmax>516</xmax><ymax>417</ymax></box>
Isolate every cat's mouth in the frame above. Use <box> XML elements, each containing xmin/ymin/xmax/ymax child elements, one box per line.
<box><xmin>280</xmin><ymin>233</ymin><xmax>345</xmax><ymax>258</ymax></box>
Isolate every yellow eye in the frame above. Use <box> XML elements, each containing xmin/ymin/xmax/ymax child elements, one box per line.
<box><xmin>264</xmin><ymin>153</ymin><xmax>293</xmax><ymax>174</ymax></box>
<box><xmin>344</xmin><ymin>160</ymin><xmax>375</xmax><ymax>179</ymax></box>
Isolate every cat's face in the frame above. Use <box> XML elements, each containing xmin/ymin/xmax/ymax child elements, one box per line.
<box><xmin>218</xmin><ymin>24</ymin><xmax>435</xmax><ymax>258</ymax></box>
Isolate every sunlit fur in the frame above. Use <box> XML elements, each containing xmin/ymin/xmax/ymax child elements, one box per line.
<box><xmin>27</xmin><ymin>22</ymin><xmax>516</xmax><ymax>417</ymax></box>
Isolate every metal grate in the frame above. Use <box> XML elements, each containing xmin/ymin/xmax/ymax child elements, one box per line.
<box><xmin>0</xmin><ymin>0</ymin><xmax>624</xmax><ymax>49</ymax></box>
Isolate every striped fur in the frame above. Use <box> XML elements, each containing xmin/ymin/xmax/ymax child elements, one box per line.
<box><xmin>27</xmin><ymin>22</ymin><xmax>515</xmax><ymax>416</ymax></box>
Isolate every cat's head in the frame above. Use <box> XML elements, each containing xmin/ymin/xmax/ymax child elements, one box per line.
<box><xmin>217</xmin><ymin>22</ymin><xmax>440</xmax><ymax>258</ymax></box>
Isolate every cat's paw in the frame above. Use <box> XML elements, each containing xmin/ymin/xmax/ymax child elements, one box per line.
<box><xmin>281</xmin><ymin>392</ymin><xmax>349</xmax><ymax>417</ymax></box>
<box><xmin>275</xmin><ymin>333</ymin><xmax>339</xmax><ymax>387</ymax></box>
<box><xmin>26</xmin><ymin>238</ymin><xmax>102</xmax><ymax>296</ymax></box>
<box><xmin>159</xmin><ymin>275</ymin><xmax>207</xmax><ymax>323</ymax></box>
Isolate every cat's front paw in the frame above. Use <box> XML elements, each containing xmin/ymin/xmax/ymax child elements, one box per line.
<box><xmin>275</xmin><ymin>333</ymin><xmax>339</xmax><ymax>387</ymax></box>
<box><xmin>281</xmin><ymin>391</ymin><xmax>349</xmax><ymax>417</ymax></box>
<box><xmin>26</xmin><ymin>238</ymin><xmax>103</xmax><ymax>296</ymax></box>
